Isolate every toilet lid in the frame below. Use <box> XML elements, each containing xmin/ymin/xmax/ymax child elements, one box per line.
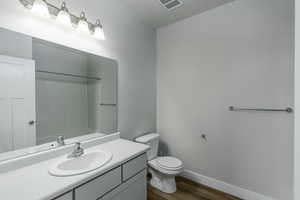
<box><xmin>155</xmin><ymin>157</ymin><xmax>183</xmax><ymax>170</ymax></box>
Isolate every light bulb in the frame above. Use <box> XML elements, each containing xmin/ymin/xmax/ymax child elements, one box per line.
<box><xmin>77</xmin><ymin>12</ymin><xmax>90</xmax><ymax>34</ymax></box>
<box><xmin>31</xmin><ymin>0</ymin><xmax>50</xmax><ymax>18</ymax></box>
<box><xmin>93</xmin><ymin>20</ymin><xmax>105</xmax><ymax>40</ymax></box>
<box><xmin>56</xmin><ymin>2</ymin><xmax>72</xmax><ymax>26</ymax></box>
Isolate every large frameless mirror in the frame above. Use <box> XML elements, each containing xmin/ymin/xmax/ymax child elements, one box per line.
<box><xmin>0</xmin><ymin>27</ymin><xmax>118</xmax><ymax>161</ymax></box>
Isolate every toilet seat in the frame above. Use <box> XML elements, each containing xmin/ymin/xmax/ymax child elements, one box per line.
<box><xmin>148</xmin><ymin>156</ymin><xmax>184</xmax><ymax>175</ymax></box>
<box><xmin>155</xmin><ymin>157</ymin><xmax>183</xmax><ymax>170</ymax></box>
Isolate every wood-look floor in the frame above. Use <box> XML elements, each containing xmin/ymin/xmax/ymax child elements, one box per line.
<box><xmin>147</xmin><ymin>177</ymin><xmax>241</xmax><ymax>200</ymax></box>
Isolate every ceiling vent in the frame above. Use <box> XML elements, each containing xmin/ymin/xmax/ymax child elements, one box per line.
<box><xmin>159</xmin><ymin>0</ymin><xmax>183</xmax><ymax>11</ymax></box>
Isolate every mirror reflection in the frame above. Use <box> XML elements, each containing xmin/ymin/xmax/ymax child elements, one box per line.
<box><xmin>0</xmin><ymin>28</ymin><xmax>118</xmax><ymax>156</ymax></box>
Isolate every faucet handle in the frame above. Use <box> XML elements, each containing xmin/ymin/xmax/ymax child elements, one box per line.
<box><xmin>57</xmin><ymin>136</ymin><xmax>65</xmax><ymax>146</ymax></box>
<box><xmin>69</xmin><ymin>142</ymin><xmax>84</xmax><ymax>158</ymax></box>
<box><xmin>75</xmin><ymin>142</ymin><xmax>81</xmax><ymax>149</ymax></box>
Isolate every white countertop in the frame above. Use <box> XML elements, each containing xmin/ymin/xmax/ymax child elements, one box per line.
<box><xmin>0</xmin><ymin>139</ymin><xmax>149</xmax><ymax>200</ymax></box>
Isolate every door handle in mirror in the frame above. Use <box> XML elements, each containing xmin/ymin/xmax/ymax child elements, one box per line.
<box><xmin>28</xmin><ymin>120</ymin><xmax>35</xmax><ymax>125</ymax></box>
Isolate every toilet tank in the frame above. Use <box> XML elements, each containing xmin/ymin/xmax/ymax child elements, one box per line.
<box><xmin>135</xmin><ymin>133</ymin><xmax>160</xmax><ymax>161</ymax></box>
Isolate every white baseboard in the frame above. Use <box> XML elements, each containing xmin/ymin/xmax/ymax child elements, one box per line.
<box><xmin>181</xmin><ymin>170</ymin><xmax>275</xmax><ymax>200</ymax></box>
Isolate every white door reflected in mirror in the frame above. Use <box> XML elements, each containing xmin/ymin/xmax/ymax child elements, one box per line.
<box><xmin>0</xmin><ymin>55</ymin><xmax>36</xmax><ymax>153</ymax></box>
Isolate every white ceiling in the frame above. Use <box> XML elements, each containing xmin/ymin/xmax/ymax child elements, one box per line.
<box><xmin>122</xmin><ymin>0</ymin><xmax>234</xmax><ymax>28</ymax></box>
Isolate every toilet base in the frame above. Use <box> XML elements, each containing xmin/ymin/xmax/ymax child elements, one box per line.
<box><xmin>149</xmin><ymin>168</ymin><xmax>177</xmax><ymax>194</ymax></box>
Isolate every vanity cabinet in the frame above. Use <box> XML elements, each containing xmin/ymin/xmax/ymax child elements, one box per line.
<box><xmin>52</xmin><ymin>153</ymin><xmax>147</xmax><ymax>200</ymax></box>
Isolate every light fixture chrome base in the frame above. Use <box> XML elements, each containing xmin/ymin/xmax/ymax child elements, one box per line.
<box><xmin>19</xmin><ymin>0</ymin><xmax>101</xmax><ymax>33</ymax></box>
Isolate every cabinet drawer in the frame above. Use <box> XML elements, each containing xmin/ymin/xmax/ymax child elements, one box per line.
<box><xmin>53</xmin><ymin>191</ymin><xmax>73</xmax><ymax>200</ymax></box>
<box><xmin>122</xmin><ymin>153</ymin><xmax>147</xmax><ymax>181</ymax></box>
<box><xmin>75</xmin><ymin>167</ymin><xmax>122</xmax><ymax>200</ymax></box>
<box><xmin>101</xmin><ymin>170</ymin><xmax>147</xmax><ymax>200</ymax></box>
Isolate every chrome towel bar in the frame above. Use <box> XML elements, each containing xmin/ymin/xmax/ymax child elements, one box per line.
<box><xmin>229</xmin><ymin>106</ymin><xmax>293</xmax><ymax>113</ymax></box>
<box><xmin>36</xmin><ymin>70</ymin><xmax>102</xmax><ymax>81</ymax></box>
<box><xmin>100</xmin><ymin>103</ymin><xmax>117</xmax><ymax>106</ymax></box>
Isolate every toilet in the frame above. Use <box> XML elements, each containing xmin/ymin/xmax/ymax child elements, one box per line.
<box><xmin>135</xmin><ymin>133</ymin><xmax>184</xmax><ymax>193</ymax></box>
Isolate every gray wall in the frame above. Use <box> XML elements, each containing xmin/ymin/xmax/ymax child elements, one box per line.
<box><xmin>295</xmin><ymin>1</ymin><xmax>300</xmax><ymax>199</ymax></box>
<box><xmin>87</xmin><ymin>55</ymin><xmax>118</xmax><ymax>134</ymax></box>
<box><xmin>0</xmin><ymin>0</ymin><xmax>157</xmax><ymax>140</ymax></box>
<box><xmin>33</xmin><ymin>40</ymin><xmax>90</xmax><ymax>144</ymax></box>
<box><xmin>0</xmin><ymin>28</ymin><xmax>32</xmax><ymax>59</ymax></box>
<box><xmin>157</xmin><ymin>0</ymin><xmax>294</xmax><ymax>199</ymax></box>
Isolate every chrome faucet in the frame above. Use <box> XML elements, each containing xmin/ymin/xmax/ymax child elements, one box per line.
<box><xmin>69</xmin><ymin>142</ymin><xmax>84</xmax><ymax>158</ymax></box>
<box><xmin>57</xmin><ymin>136</ymin><xmax>65</xmax><ymax>146</ymax></box>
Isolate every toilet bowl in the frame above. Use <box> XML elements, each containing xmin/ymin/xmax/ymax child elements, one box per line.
<box><xmin>135</xmin><ymin>133</ymin><xmax>184</xmax><ymax>193</ymax></box>
<box><xmin>148</xmin><ymin>156</ymin><xmax>184</xmax><ymax>193</ymax></box>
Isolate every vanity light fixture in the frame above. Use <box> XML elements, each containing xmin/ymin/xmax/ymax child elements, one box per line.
<box><xmin>77</xmin><ymin>12</ymin><xmax>90</xmax><ymax>34</ymax></box>
<box><xmin>93</xmin><ymin>20</ymin><xmax>105</xmax><ymax>40</ymax></box>
<box><xmin>19</xmin><ymin>0</ymin><xmax>106</xmax><ymax>40</ymax></box>
<box><xmin>31</xmin><ymin>0</ymin><xmax>50</xmax><ymax>18</ymax></box>
<box><xmin>56</xmin><ymin>2</ymin><xmax>72</xmax><ymax>26</ymax></box>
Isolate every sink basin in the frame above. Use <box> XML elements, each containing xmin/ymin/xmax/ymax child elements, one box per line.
<box><xmin>48</xmin><ymin>150</ymin><xmax>113</xmax><ymax>177</ymax></box>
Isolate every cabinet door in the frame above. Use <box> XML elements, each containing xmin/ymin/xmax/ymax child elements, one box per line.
<box><xmin>102</xmin><ymin>170</ymin><xmax>146</xmax><ymax>200</ymax></box>
<box><xmin>53</xmin><ymin>191</ymin><xmax>73</xmax><ymax>200</ymax></box>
